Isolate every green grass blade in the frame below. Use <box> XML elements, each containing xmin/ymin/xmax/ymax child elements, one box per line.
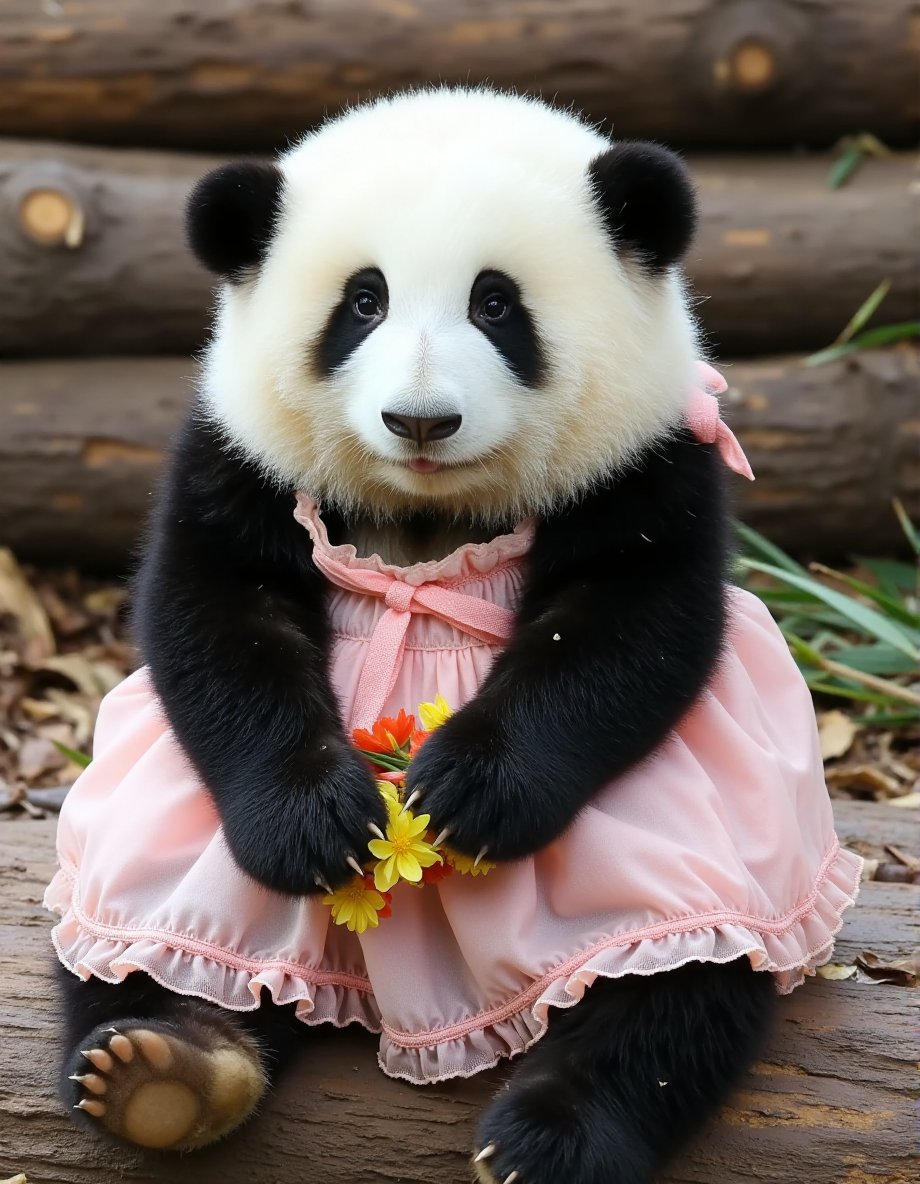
<box><xmin>833</xmin><ymin>279</ymin><xmax>891</xmax><ymax>344</ymax></box>
<box><xmin>809</xmin><ymin>563</ymin><xmax>920</xmax><ymax>629</ymax></box>
<box><xmin>826</xmin><ymin>144</ymin><xmax>865</xmax><ymax>189</ymax></box>
<box><xmin>803</xmin><ymin>321</ymin><xmax>919</xmax><ymax>367</ymax></box>
<box><xmin>893</xmin><ymin>498</ymin><xmax>920</xmax><ymax>557</ymax></box>
<box><xmin>738</xmin><ymin>559</ymin><xmax>920</xmax><ymax>659</ymax></box>
<box><xmin>853</xmin><ymin>557</ymin><xmax>918</xmax><ymax>597</ymax></box>
<box><xmin>828</xmin><ymin>643</ymin><xmax>919</xmax><ymax>676</ymax></box>
<box><xmin>856</xmin><ymin>710</ymin><xmax>920</xmax><ymax>727</ymax></box>
<box><xmin>734</xmin><ymin>520</ymin><xmax>807</xmax><ymax>574</ymax></box>
<box><xmin>52</xmin><ymin>740</ymin><xmax>91</xmax><ymax>769</ymax></box>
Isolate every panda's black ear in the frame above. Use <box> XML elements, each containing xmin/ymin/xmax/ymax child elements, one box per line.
<box><xmin>186</xmin><ymin>162</ymin><xmax>284</xmax><ymax>279</ymax></box>
<box><xmin>588</xmin><ymin>142</ymin><xmax>696</xmax><ymax>272</ymax></box>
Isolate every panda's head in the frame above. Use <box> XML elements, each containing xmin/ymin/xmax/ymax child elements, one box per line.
<box><xmin>189</xmin><ymin>88</ymin><xmax>699</xmax><ymax>523</ymax></box>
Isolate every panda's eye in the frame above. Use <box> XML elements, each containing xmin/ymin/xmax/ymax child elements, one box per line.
<box><xmin>478</xmin><ymin>293</ymin><xmax>510</xmax><ymax>323</ymax></box>
<box><xmin>353</xmin><ymin>290</ymin><xmax>382</xmax><ymax>319</ymax></box>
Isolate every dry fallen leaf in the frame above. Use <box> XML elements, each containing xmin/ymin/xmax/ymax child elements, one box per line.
<box><xmin>1</xmin><ymin>1173</ymin><xmax>28</xmax><ymax>1184</ymax></box>
<box><xmin>888</xmin><ymin>792</ymin><xmax>920</xmax><ymax>809</ymax></box>
<box><xmin>0</xmin><ymin>548</ymin><xmax>55</xmax><ymax>663</ymax></box>
<box><xmin>818</xmin><ymin>710</ymin><xmax>857</xmax><ymax>761</ymax></box>
<box><xmin>855</xmin><ymin>950</ymin><xmax>920</xmax><ymax>988</ymax></box>
<box><xmin>826</xmin><ymin>764</ymin><xmax>903</xmax><ymax>798</ymax></box>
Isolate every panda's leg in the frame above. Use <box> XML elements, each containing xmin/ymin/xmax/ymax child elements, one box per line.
<box><xmin>58</xmin><ymin>964</ymin><xmax>305</xmax><ymax>1151</ymax></box>
<box><xmin>472</xmin><ymin>957</ymin><xmax>777</xmax><ymax>1184</ymax></box>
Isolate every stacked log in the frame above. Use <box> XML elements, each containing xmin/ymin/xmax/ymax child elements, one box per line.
<box><xmin>0</xmin><ymin>0</ymin><xmax>916</xmax><ymax>561</ymax></box>
<box><xmin>1</xmin><ymin>351</ymin><xmax>916</xmax><ymax>567</ymax></box>
<box><xmin>0</xmin><ymin>0</ymin><xmax>917</xmax><ymax>150</ymax></box>
<box><xmin>2</xmin><ymin>140</ymin><xmax>917</xmax><ymax>358</ymax></box>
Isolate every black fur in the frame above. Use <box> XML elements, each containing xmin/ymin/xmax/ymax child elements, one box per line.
<box><xmin>589</xmin><ymin>143</ymin><xmax>697</xmax><ymax>272</ymax></box>
<box><xmin>469</xmin><ymin>269</ymin><xmax>546</xmax><ymax>386</ymax></box>
<box><xmin>69</xmin><ymin>404</ymin><xmax>756</xmax><ymax>1175</ymax></box>
<box><xmin>136</xmin><ymin>413</ymin><xmax>723</xmax><ymax>890</ymax></box>
<box><xmin>186</xmin><ymin>162</ymin><xmax>284</xmax><ymax>279</ymax></box>
<box><xmin>409</xmin><ymin>429</ymin><xmax>727</xmax><ymax>860</ymax></box>
<box><xmin>477</xmin><ymin>958</ymin><xmax>777</xmax><ymax>1184</ymax></box>
<box><xmin>134</xmin><ymin>412</ymin><xmax>387</xmax><ymax>897</ymax></box>
<box><xmin>313</xmin><ymin>266</ymin><xmax>389</xmax><ymax>377</ymax></box>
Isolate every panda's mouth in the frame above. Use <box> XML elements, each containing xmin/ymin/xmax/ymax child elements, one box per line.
<box><xmin>406</xmin><ymin>458</ymin><xmax>443</xmax><ymax>474</ymax></box>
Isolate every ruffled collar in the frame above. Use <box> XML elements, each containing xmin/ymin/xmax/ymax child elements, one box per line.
<box><xmin>293</xmin><ymin>494</ymin><xmax>534</xmax><ymax>587</ymax></box>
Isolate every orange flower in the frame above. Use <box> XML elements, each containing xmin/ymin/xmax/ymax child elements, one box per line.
<box><xmin>352</xmin><ymin>709</ymin><xmax>415</xmax><ymax>755</ymax></box>
<box><xmin>409</xmin><ymin>729</ymin><xmax>430</xmax><ymax>756</ymax></box>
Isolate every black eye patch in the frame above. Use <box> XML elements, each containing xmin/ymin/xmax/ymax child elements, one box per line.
<box><xmin>469</xmin><ymin>269</ymin><xmax>545</xmax><ymax>388</ymax></box>
<box><xmin>313</xmin><ymin>267</ymin><xmax>388</xmax><ymax>377</ymax></box>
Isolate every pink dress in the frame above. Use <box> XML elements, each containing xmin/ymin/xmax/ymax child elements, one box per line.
<box><xmin>45</xmin><ymin>381</ymin><xmax>862</xmax><ymax>1085</ymax></box>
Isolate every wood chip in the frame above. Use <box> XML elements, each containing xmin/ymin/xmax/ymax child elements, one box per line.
<box><xmin>884</xmin><ymin>844</ymin><xmax>920</xmax><ymax>872</ymax></box>
<box><xmin>888</xmin><ymin>792</ymin><xmax>920</xmax><ymax>808</ymax></box>
<box><xmin>816</xmin><ymin>963</ymin><xmax>857</xmax><ymax>981</ymax></box>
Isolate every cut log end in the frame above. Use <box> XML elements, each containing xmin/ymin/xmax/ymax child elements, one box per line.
<box><xmin>18</xmin><ymin>186</ymin><xmax>85</xmax><ymax>248</ymax></box>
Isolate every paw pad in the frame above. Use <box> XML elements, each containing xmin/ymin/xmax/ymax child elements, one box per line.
<box><xmin>68</xmin><ymin>1021</ymin><xmax>265</xmax><ymax>1151</ymax></box>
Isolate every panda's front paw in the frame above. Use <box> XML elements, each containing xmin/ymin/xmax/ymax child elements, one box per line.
<box><xmin>222</xmin><ymin>740</ymin><xmax>386</xmax><ymax>895</ymax></box>
<box><xmin>405</xmin><ymin>708</ymin><xmax>571</xmax><ymax>862</ymax></box>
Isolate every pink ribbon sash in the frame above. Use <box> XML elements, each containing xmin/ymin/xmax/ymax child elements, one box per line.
<box><xmin>310</xmin><ymin>548</ymin><xmax>516</xmax><ymax>729</ymax></box>
<box><xmin>687</xmin><ymin>362</ymin><xmax>754</xmax><ymax>481</ymax></box>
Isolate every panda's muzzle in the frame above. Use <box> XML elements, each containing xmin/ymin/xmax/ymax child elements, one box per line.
<box><xmin>381</xmin><ymin>413</ymin><xmax>462</xmax><ymax>445</ymax></box>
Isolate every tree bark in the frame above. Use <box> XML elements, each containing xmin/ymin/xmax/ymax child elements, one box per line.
<box><xmin>0</xmin><ymin>0</ymin><xmax>916</xmax><ymax>152</ymax></box>
<box><xmin>1</xmin><ymin>140</ymin><xmax>917</xmax><ymax>359</ymax></box>
<box><xmin>0</xmin><ymin>800</ymin><xmax>916</xmax><ymax>1183</ymax></box>
<box><xmin>0</xmin><ymin>350</ymin><xmax>917</xmax><ymax>569</ymax></box>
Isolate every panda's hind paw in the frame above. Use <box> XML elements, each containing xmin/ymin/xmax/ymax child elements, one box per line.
<box><xmin>66</xmin><ymin>1018</ymin><xmax>266</xmax><ymax>1151</ymax></box>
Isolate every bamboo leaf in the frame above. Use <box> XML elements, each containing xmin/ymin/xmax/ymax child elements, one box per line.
<box><xmin>826</xmin><ymin>143</ymin><xmax>865</xmax><ymax>190</ymax></box>
<box><xmin>828</xmin><ymin>643</ymin><xmax>918</xmax><ymax>676</ymax></box>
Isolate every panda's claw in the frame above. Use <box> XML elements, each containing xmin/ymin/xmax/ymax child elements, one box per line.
<box><xmin>401</xmin><ymin>789</ymin><xmax>422</xmax><ymax>813</ymax></box>
<box><xmin>74</xmin><ymin>1098</ymin><xmax>107</xmax><ymax>1117</ymax></box>
<box><xmin>503</xmin><ymin>1173</ymin><xmax>520</xmax><ymax>1184</ymax></box>
<box><xmin>432</xmin><ymin>827</ymin><xmax>451</xmax><ymax>848</ymax></box>
<box><xmin>474</xmin><ymin>1144</ymin><xmax>496</xmax><ymax>1163</ymax></box>
<box><xmin>346</xmin><ymin>855</ymin><xmax>365</xmax><ymax>877</ymax></box>
<box><xmin>315</xmin><ymin>875</ymin><xmax>333</xmax><ymax>894</ymax></box>
<box><xmin>69</xmin><ymin>1072</ymin><xmax>108</xmax><ymax>1095</ymax></box>
<box><xmin>81</xmin><ymin>1048</ymin><xmax>113</xmax><ymax>1072</ymax></box>
<box><xmin>368</xmin><ymin>822</ymin><xmax>386</xmax><ymax>839</ymax></box>
<box><xmin>473</xmin><ymin>845</ymin><xmax>489</xmax><ymax>868</ymax></box>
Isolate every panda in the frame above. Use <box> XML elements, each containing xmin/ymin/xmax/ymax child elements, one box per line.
<box><xmin>47</xmin><ymin>87</ymin><xmax>860</xmax><ymax>1183</ymax></box>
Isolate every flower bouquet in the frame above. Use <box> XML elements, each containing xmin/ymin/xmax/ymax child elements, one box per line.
<box><xmin>322</xmin><ymin>696</ymin><xmax>495</xmax><ymax>933</ymax></box>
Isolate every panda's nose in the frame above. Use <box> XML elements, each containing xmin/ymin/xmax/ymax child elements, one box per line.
<box><xmin>381</xmin><ymin>413</ymin><xmax>462</xmax><ymax>444</ymax></box>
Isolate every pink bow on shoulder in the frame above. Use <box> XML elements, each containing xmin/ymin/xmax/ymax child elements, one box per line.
<box><xmin>687</xmin><ymin>362</ymin><xmax>754</xmax><ymax>481</ymax></box>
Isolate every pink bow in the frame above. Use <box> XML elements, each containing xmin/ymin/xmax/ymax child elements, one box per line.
<box><xmin>686</xmin><ymin>362</ymin><xmax>754</xmax><ymax>481</ymax></box>
<box><xmin>310</xmin><ymin>548</ymin><xmax>515</xmax><ymax>729</ymax></box>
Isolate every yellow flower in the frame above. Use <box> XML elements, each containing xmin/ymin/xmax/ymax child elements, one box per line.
<box><xmin>323</xmin><ymin>877</ymin><xmax>389</xmax><ymax>934</ymax></box>
<box><xmin>417</xmin><ymin>694</ymin><xmax>453</xmax><ymax>732</ymax></box>
<box><xmin>368</xmin><ymin>809</ymin><xmax>442</xmax><ymax>891</ymax></box>
<box><xmin>444</xmin><ymin>846</ymin><xmax>496</xmax><ymax>877</ymax></box>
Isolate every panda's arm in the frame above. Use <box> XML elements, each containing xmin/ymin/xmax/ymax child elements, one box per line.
<box><xmin>134</xmin><ymin>409</ymin><xmax>385</xmax><ymax>894</ymax></box>
<box><xmin>407</xmin><ymin>430</ymin><xmax>728</xmax><ymax>860</ymax></box>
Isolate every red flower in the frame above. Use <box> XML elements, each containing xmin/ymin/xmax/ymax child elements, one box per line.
<box><xmin>363</xmin><ymin>874</ymin><xmax>393</xmax><ymax>920</ymax></box>
<box><xmin>352</xmin><ymin>709</ymin><xmax>415</xmax><ymax>755</ymax></box>
<box><xmin>421</xmin><ymin>861</ymin><xmax>454</xmax><ymax>885</ymax></box>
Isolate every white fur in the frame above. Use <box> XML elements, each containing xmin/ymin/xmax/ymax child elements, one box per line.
<box><xmin>201</xmin><ymin>87</ymin><xmax>699</xmax><ymax>524</ymax></box>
